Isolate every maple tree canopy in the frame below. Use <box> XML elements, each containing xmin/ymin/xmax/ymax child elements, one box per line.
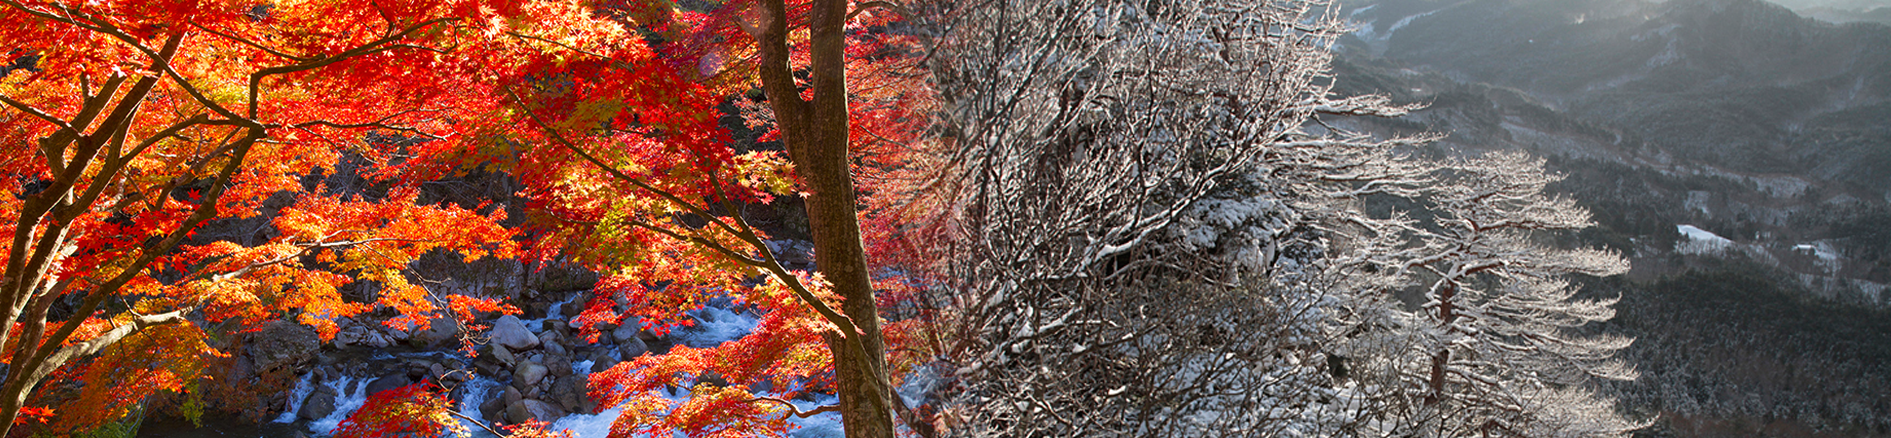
<box><xmin>0</xmin><ymin>0</ymin><xmax>555</xmax><ymax>433</ymax></box>
<box><xmin>0</xmin><ymin>0</ymin><xmax>946</xmax><ymax>435</ymax></box>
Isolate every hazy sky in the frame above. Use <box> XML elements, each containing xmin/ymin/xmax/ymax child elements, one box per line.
<box><xmin>1769</xmin><ymin>0</ymin><xmax>1891</xmax><ymax>9</ymax></box>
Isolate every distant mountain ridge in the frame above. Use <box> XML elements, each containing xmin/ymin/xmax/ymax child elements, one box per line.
<box><xmin>1342</xmin><ymin>0</ymin><xmax>1891</xmax><ymax>188</ymax></box>
<box><xmin>1326</xmin><ymin>2</ymin><xmax>1891</xmax><ymax>434</ymax></box>
<box><xmin>1798</xmin><ymin>5</ymin><xmax>1891</xmax><ymax>25</ymax></box>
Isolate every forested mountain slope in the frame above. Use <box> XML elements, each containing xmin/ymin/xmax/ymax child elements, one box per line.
<box><xmin>1333</xmin><ymin>0</ymin><xmax>1891</xmax><ymax>435</ymax></box>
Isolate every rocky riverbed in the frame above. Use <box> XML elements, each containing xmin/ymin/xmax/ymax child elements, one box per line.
<box><xmin>135</xmin><ymin>285</ymin><xmax>844</xmax><ymax>438</ymax></box>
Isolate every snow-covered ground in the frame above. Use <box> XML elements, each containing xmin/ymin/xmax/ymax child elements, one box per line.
<box><xmin>1675</xmin><ymin>224</ymin><xmax>1733</xmax><ymax>255</ymax></box>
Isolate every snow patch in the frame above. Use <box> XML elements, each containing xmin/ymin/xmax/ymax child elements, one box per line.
<box><xmin>1352</xmin><ymin>9</ymin><xmax>1439</xmax><ymax>42</ymax></box>
<box><xmin>1676</xmin><ymin>225</ymin><xmax>1733</xmax><ymax>255</ymax></box>
<box><xmin>1792</xmin><ymin>241</ymin><xmax>1845</xmax><ymax>274</ymax></box>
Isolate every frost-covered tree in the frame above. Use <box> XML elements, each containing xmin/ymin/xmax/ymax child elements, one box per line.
<box><xmin>1358</xmin><ymin>151</ymin><xmax>1644</xmax><ymax>437</ymax></box>
<box><xmin>919</xmin><ymin>0</ymin><xmax>1433</xmax><ymax>435</ymax></box>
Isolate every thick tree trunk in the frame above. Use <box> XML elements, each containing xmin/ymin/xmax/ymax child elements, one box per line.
<box><xmin>751</xmin><ymin>0</ymin><xmax>898</xmax><ymax>437</ymax></box>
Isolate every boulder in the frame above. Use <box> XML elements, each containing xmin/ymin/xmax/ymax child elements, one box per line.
<box><xmin>473</xmin><ymin>358</ymin><xmax>502</xmax><ymax>377</ymax></box>
<box><xmin>364</xmin><ymin>373</ymin><xmax>412</xmax><ymax>397</ymax></box>
<box><xmin>479</xmin><ymin>391</ymin><xmax>508</xmax><ymax>422</ymax></box>
<box><xmin>503</xmin><ymin>385</ymin><xmax>524</xmax><ymax>405</ymax></box>
<box><xmin>487</xmin><ymin>344</ymin><xmax>517</xmax><ymax>368</ymax></box>
<box><xmin>541</xmin><ymin>320</ymin><xmax>572</xmax><ymax>343</ymax></box>
<box><xmin>411</xmin><ymin>314</ymin><xmax>462</xmax><ymax>346</ymax></box>
<box><xmin>611</xmin><ymin>320</ymin><xmax>642</xmax><ymax>344</ymax></box>
<box><xmin>558</xmin><ymin>294</ymin><xmax>591</xmax><ymax>320</ymax></box>
<box><xmin>644</xmin><ymin>335</ymin><xmax>672</xmax><ymax>356</ymax></box>
<box><xmin>544</xmin><ymin>355</ymin><xmax>573</xmax><ymax>378</ymax></box>
<box><xmin>383</xmin><ymin>324</ymin><xmax>411</xmax><ymax>342</ymax></box>
<box><xmin>618</xmin><ymin>336</ymin><xmax>648</xmax><ymax>359</ymax></box>
<box><xmin>589</xmin><ymin>355</ymin><xmax>620</xmax><ymax>374</ymax></box>
<box><xmin>514</xmin><ymin>361</ymin><xmax>550</xmax><ymax>388</ymax></box>
<box><xmin>248</xmin><ymin>321</ymin><xmax>319</xmax><ymax>372</ymax></box>
<box><xmin>550</xmin><ymin>374</ymin><xmax>593</xmax><ymax>414</ymax></box>
<box><xmin>360</xmin><ymin>329</ymin><xmax>392</xmax><ymax>349</ymax></box>
<box><xmin>333</xmin><ymin>325</ymin><xmax>366</xmax><ymax>347</ymax></box>
<box><xmin>506</xmin><ymin>399</ymin><xmax>567</xmax><ymax>424</ymax></box>
<box><xmin>298</xmin><ymin>386</ymin><xmax>339</xmax><ymax>420</ymax></box>
<box><xmin>490</xmin><ymin>315</ymin><xmax>541</xmax><ymax>351</ymax></box>
<box><xmin>524</xmin><ymin>301</ymin><xmax>552</xmax><ymax>320</ymax></box>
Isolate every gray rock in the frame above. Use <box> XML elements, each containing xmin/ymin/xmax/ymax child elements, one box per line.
<box><xmin>644</xmin><ymin>335</ymin><xmax>672</xmax><ymax>355</ymax></box>
<box><xmin>412</xmin><ymin>314</ymin><xmax>462</xmax><ymax>346</ymax></box>
<box><xmin>558</xmin><ymin>298</ymin><xmax>588</xmax><ymax>321</ymax></box>
<box><xmin>541</xmin><ymin>319</ymin><xmax>569</xmax><ymax>338</ymax></box>
<box><xmin>365</xmin><ymin>374</ymin><xmax>412</xmax><ymax>396</ymax></box>
<box><xmin>589</xmin><ymin>355</ymin><xmax>620</xmax><ymax>373</ymax></box>
<box><xmin>362</xmin><ymin>329</ymin><xmax>392</xmax><ymax>349</ymax></box>
<box><xmin>383</xmin><ymin>324</ymin><xmax>411</xmax><ymax>342</ymax></box>
<box><xmin>524</xmin><ymin>301</ymin><xmax>552</xmax><ymax>320</ymax></box>
<box><xmin>473</xmin><ymin>358</ymin><xmax>502</xmax><ymax>377</ymax></box>
<box><xmin>298</xmin><ymin>386</ymin><xmax>339</xmax><ymax>420</ymax></box>
<box><xmin>333</xmin><ymin>325</ymin><xmax>365</xmax><ymax>347</ymax></box>
<box><xmin>544</xmin><ymin>355</ymin><xmax>573</xmax><ymax>378</ymax></box>
<box><xmin>618</xmin><ymin>336</ymin><xmax>648</xmax><ymax>359</ymax></box>
<box><xmin>550</xmin><ymin>374</ymin><xmax>593</xmax><ymax>414</ymax></box>
<box><xmin>503</xmin><ymin>385</ymin><xmax>524</xmax><ymax>405</ymax></box>
<box><xmin>514</xmin><ymin>361</ymin><xmax>550</xmax><ymax>388</ymax></box>
<box><xmin>488</xmin><ymin>344</ymin><xmax>517</xmax><ymax>368</ymax></box>
<box><xmin>611</xmin><ymin>320</ymin><xmax>642</xmax><ymax>344</ymax></box>
<box><xmin>247</xmin><ymin>321</ymin><xmax>319</xmax><ymax>372</ymax></box>
<box><xmin>479</xmin><ymin>390</ymin><xmax>508</xmax><ymax>422</ymax></box>
<box><xmin>506</xmin><ymin>399</ymin><xmax>567</xmax><ymax>424</ymax></box>
<box><xmin>490</xmin><ymin>315</ymin><xmax>541</xmax><ymax>351</ymax></box>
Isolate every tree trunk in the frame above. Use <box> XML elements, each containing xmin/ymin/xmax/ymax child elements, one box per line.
<box><xmin>752</xmin><ymin>0</ymin><xmax>898</xmax><ymax>437</ymax></box>
<box><xmin>1427</xmin><ymin>283</ymin><xmax>1457</xmax><ymax>405</ymax></box>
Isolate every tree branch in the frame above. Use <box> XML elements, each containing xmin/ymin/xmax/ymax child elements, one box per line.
<box><xmin>749</xmin><ymin>396</ymin><xmax>841</xmax><ymax>418</ymax></box>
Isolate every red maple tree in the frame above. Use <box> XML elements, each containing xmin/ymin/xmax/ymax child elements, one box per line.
<box><xmin>0</xmin><ymin>0</ymin><xmax>542</xmax><ymax>434</ymax></box>
<box><xmin>2</xmin><ymin>0</ymin><xmax>950</xmax><ymax>436</ymax></box>
<box><xmin>394</xmin><ymin>0</ymin><xmax>947</xmax><ymax>437</ymax></box>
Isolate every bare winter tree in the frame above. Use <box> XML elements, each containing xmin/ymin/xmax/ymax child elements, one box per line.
<box><xmin>918</xmin><ymin>0</ymin><xmax>1436</xmax><ymax>435</ymax></box>
<box><xmin>1349</xmin><ymin>151</ymin><xmax>1645</xmax><ymax>437</ymax></box>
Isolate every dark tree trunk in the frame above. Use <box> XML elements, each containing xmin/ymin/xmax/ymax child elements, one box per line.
<box><xmin>751</xmin><ymin>0</ymin><xmax>898</xmax><ymax>437</ymax></box>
